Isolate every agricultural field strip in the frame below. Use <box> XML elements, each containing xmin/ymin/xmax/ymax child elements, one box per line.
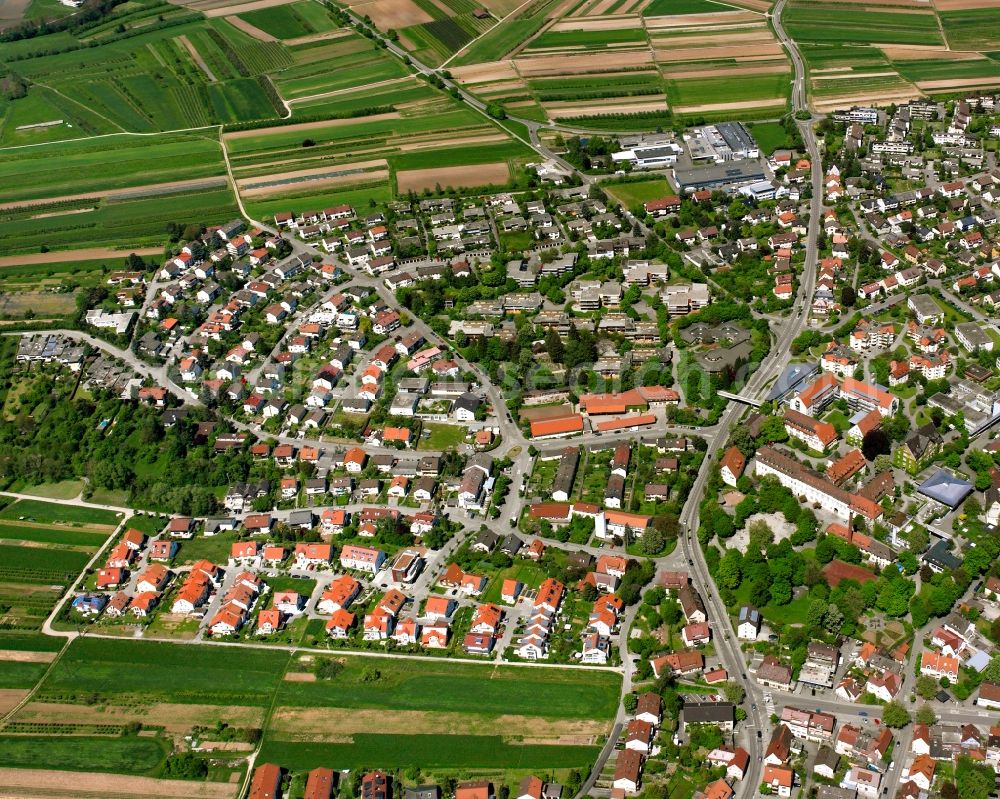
<box><xmin>0</xmin><ymin>135</ymin><xmax>228</xmax><ymax>205</ymax></box>
<box><xmin>14</xmin><ymin>637</ymin><xmax>620</xmax><ymax>771</ymax></box>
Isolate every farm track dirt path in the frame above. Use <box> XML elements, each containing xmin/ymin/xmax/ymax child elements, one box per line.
<box><xmin>224</xmin><ymin>14</ymin><xmax>277</xmax><ymax>41</ymax></box>
<box><xmin>31</xmin><ymin>82</ymin><xmax>128</xmax><ymax>134</ymax></box>
<box><xmin>179</xmin><ymin>35</ymin><xmax>218</xmax><ymax>81</ymax></box>
<box><xmin>283</xmin><ymin>29</ymin><xmax>353</xmax><ymax>45</ymax></box>
<box><xmin>222</xmin><ymin>113</ymin><xmax>401</xmax><ymax>140</ymax></box>
<box><xmin>202</xmin><ymin>0</ymin><xmax>298</xmax><ymax>17</ymax></box>
<box><xmin>0</xmin><ymin>247</ymin><xmax>164</xmax><ymax>267</ymax></box>
<box><xmin>287</xmin><ymin>76</ymin><xmax>415</xmax><ymax>105</ymax></box>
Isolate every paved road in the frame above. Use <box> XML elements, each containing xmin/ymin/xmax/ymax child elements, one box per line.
<box><xmin>667</xmin><ymin>3</ymin><xmax>824</xmax><ymax>796</ymax></box>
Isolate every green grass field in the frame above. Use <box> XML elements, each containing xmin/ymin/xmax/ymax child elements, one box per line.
<box><xmin>0</xmin><ymin>499</ymin><xmax>121</xmax><ymax>527</ymax></box>
<box><xmin>0</xmin><ymin>133</ymin><xmax>227</xmax><ymax>204</ymax></box>
<box><xmin>784</xmin><ymin>2</ymin><xmax>942</xmax><ymax>46</ymax></box>
<box><xmin>0</xmin><ymin>522</ymin><xmax>109</xmax><ymax>548</ymax></box>
<box><xmin>273</xmin><ymin>655</ymin><xmax>620</xmax><ymax>717</ymax></box>
<box><xmin>643</xmin><ymin>0</ymin><xmax>732</xmax><ymax>15</ymax></box>
<box><xmin>259</xmin><ymin>734</ymin><xmax>601</xmax><ymax>771</ymax></box>
<box><xmin>666</xmin><ymin>73</ymin><xmax>790</xmax><ymax>110</ymax></box>
<box><xmin>749</xmin><ymin>121</ymin><xmax>794</xmax><ymax>155</ymax></box>
<box><xmin>27</xmin><ymin>638</ymin><xmax>619</xmax><ymax>777</ymax></box>
<box><xmin>39</xmin><ymin>638</ymin><xmax>292</xmax><ymax>705</ymax></box>
<box><xmin>602</xmin><ymin>178</ymin><xmax>673</xmax><ymax>208</ymax></box>
<box><xmin>16</xmin><ymin>480</ymin><xmax>86</xmax><ymax>500</ymax></box>
<box><xmin>0</xmin><ymin>734</ymin><xmax>168</xmax><ymax>774</ymax></box>
<box><xmin>529</xmin><ymin>27</ymin><xmax>647</xmax><ymax>49</ymax></box>
<box><xmin>420</xmin><ymin>423</ymin><xmax>467</xmax><ymax>449</ymax></box>
<box><xmin>941</xmin><ymin>9</ymin><xmax>1000</xmax><ymax>51</ymax></box>
<box><xmin>0</xmin><ymin>660</ymin><xmax>53</xmax><ymax>690</ymax></box>
<box><xmin>238</xmin><ymin>1</ymin><xmax>338</xmax><ymax>39</ymax></box>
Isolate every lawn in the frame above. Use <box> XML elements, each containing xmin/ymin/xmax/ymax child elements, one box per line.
<box><xmin>86</xmin><ymin>488</ymin><xmax>132</xmax><ymax>507</ymax></box>
<box><xmin>0</xmin><ymin>499</ymin><xmax>120</xmax><ymax>527</ymax></box>
<box><xmin>731</xmin><ymin>583</ymin><xmax>812</xmax><ymax>626</ymax></box>
<box><xmin>603</xmin><ymin>178</ymin><xmax>673</xmax><ymax>209</ymax></box>
<box><xmin>749</xmin><ymin>121</ymin><xmax>794</xmax><ymax>155</ymax></box>
<box><xmin>499</xmin><ymin>230</ymin><xmax>535</xmax><ymax>253</ymax></box>
<box><xmin>420</xmin><ymin>423</ymin><xmax>468</xmax><ymax>450</ymax></box>
<box><xmin>122</xmin><ymin>515</ymin><xmax>169</xmax><ymax>537</ymax></box>
<box><xmin>823</xmin><ymin>409</ymin><xmax>850</xmax><ymax>433</ymax></box>
<box><xmin>482</xmin><ymin>561</ymin><xmax>548</xmax><ymax>603</ymax></box>
<box><xmin>170</xmin><ymin>532</ymin><xmax>241</xmax><ymax>566</ymax></box>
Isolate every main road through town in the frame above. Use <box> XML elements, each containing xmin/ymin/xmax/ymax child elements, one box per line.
<box><xmin>674</xmin><ymin>1</ymin><xmax>823</xmax><ymax>796</ymax></box>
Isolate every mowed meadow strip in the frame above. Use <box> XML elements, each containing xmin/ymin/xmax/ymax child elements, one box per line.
<box><xmin>258</xmin><ymin>734</ymin><xmax>603</xmax><ymax>771</ymax></box>
<box><xmin>274</xmin><ymin>654</ymin><xmax>621</xmax><ymax>718</ymax></box>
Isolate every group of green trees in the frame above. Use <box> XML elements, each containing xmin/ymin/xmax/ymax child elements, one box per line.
<box><xmin>0</xmin><ymin>342</ymin><xmax>281</xmax><ymax>513</ymax></box>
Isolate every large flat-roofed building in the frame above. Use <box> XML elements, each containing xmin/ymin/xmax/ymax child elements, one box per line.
<box><xmin>955</xmin><ymin>322</ymin><xmax>992</xmax><ymax>352</ymax></box>
<box><xmin>612</xmin><ymin>142</ymin><xmax>683</xmax><ymax>169</ymax></box>
<box><xmin>927</xmin><ymin>379</ymin><xmax>1000</xmax><ymax>434</ymax></box>
<box><xmin>686</xmin><ymin>123</ymin><xmax>760</xmax><ymax>162</ymax></box>
<box><xmin>674</xmin><ymin>161</ymin><xmax>768</xmax><ymax>193</ymax></box>
<box><xmin>908</xmin><ymin>294</ymin><xmax>943</xmax><ymax>325</ymax></box>
<box><xmin>832</xmin><ymin>107</ymin><xmax>880</xmax><ymax>125</ymax></box>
